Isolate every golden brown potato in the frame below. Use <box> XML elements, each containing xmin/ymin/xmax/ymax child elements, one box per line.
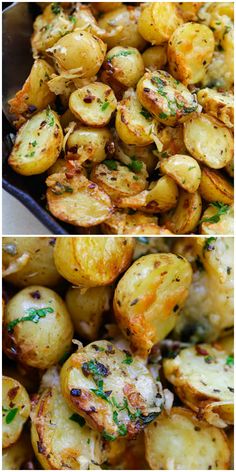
<box><xmin>2</xmin><ymin>237</ymin><xmax>61</xmax><ymax>287</ymax></box>
<box><xmin>115</xmin><ymin>140</ymin><xmax>158</xmax><ymax>174</ymax></box>
<box><xmin>49</xmin><ymin>30</ymin><xmax>106</xmax><ymax>77</ymax></box>
<box><xmin>104</xmin><ymin>46</ymin><xmax>144</xmax><ymax>88</ymax></box>
<box><xmin>3</xmin><ymin>376</ymin><xmax>31</xmax><ymax>448</ymax></box>
<box><xmin>163</xmin><ymin>344</ymin><xmax>234</xmax><ymax>427</ymax></box>
<box><xmin>225</xmin><ymin>158</ymin><xmax>234</xmax><ymax>179</ymax></box>
<box><xmin>162</xmin><ymin>190</ymin><xmax>202</xmax><ymax>234</ymax></box>
<box><xmin>2</xmin><ymin>430</ymin><xmax>34</xmax><ymax>470</ymax></box>
<box><xmin>227</xmin><ymin>428</ymin><xmax>234</xmax><ymax>470</ymax></box>
<box><xmin>8</xmin><ymin>109</ymin><xmax>63</xmax><ymax>176</ymax></box>
<box><xmin>31</xmin><ymin>385</ymin><xmax>104</xmax><ymax>469</ymax></box>
<box><xmin>8</xmin><ymin>59</ymin><xmax>55</xmax><ymax>127</ymax></box>
<box><xmin>115</xmin><ymin>90</ymin><xmax>155</xmax><ymax>146</ymax></box>
<box><xmin>142</xmin><ymin>45</ymin><xmax>167</xmax><ymax>71</ymax></box>
<box><xmin>69</xmin><ymin>83</ymin><xmax>117</xmax><ymax>127</ymax></box>
<box><xmin>113</xmin><ymin>253</ymin><xmax>192</xmax><ymax>357</ymax></box>
<box><xmin>65</xmin><ymin>286</ymin><xmax>112</xmax><ymax>341</ymax></box>
<box><xmin>145</xmin><ymin>407</ymin><xmax>230</xmax><ymax>470</ymax></box>
<box><xmin>46</xmin><ymin>172</ymin><xmax>113</xmax><ymax>227</ymax></box>
<box><xmin>197</xmin><ymin>88</ymin><xmax>234</xmax><ymax>128</ymax></box>
<box><xmin>136</xmin><ymin>70</ymin><xmax>198</xmax><ymax>126</ymax></box>
<box><xmin>155</xmin><ymin>125</ymin><xmax>187</xmax><ymax>158</ymax></box>
<box><xmin>200</xmin><ymin>204</ymin><xmax>234</xmax><ymax>235</ymax></box>
<box><xmin>199</xmin><ymin>167</ymin><xmax>234</xmax><ymax>205</ymax></box>
<box><xmin>160</xmin><ymin>155</ymin><xmax>201</xmax><ymax>193</ymax></box>
<box><xmin>101</xmin><ymin>211</ymin><xmax>172</xmax><ymax>235</ymax></box>
<box><xmin>93</xmin><ymin>3</ymin><xmax>123</xmax><ymax>13</ymax></box>
<box><xmin>91</xmin><ymin>161</ymin><xmax>148</xmax><ymax>200</ymax></box>
<box><xmin>168</xmin><ymin>22</ymin><xmax>215</xmax><ymax>85</ymax></box>
<box><xmin>184</xmin><ymin>114</ymin><xmax>234</xmax><ymax>169</ymax></box>
<box><xmin>217</xmin><ymin>335</ymin><xmax>234</xmax><ymax>355</ymax></box>
<box><xmin>177</xmin><ymin>2</ymin><xmax>204</xmax><ymax>21</ymax></box>
<box><xmin>3</xmin><ymin>286</ymin><xmax>73</xmax><ymax>369</ymax></box>
<box><xmin>60</xmin><ymin>340</ymin><xmax>164</xmax><ymax>439</ymax></box>
<box><xmin>98</xmin><ymin>6</ymin><xmax>147</xmax><ymax>51</ymax></box>
<box><xmin>66</xmin><ymin>127</ymin><xmax>113</xmax><ymax>165</ymax></box>
<box><xmin>54</xmin><ymin>237</ymin><xmax>135</xmax><ymax>287</ymax></box>
<box><xmin>138</xmin><ymin>2</ymin><xmax>183</xmax><ymax>45</ymax></box>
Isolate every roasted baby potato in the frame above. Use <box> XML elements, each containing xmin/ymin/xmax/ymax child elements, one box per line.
<box><xmin>3</xmin><ymin>376</ymin><xmax>31</xmax><ymax>448</ymax></box>
<box><xmin>160</xmin><ymin>154</ymin><xmax>201</xmax><ymax>193</ymax></box>
<box><xmin>142</xmin><ymin>45</ymin><xmax>167</xmax><ymax>71</ymax></box>
<box><xmin>46</xmin><ymin>172</ymin><xmax>113</xmax><ymax>227</ymax></box>
<box><xmin>155</xmin><ymin>124</ymin><xmax>188</xmax><ymax>157</ymax></box>
<box><xmin>2</xmin><ymin>237</ymin><xmax>61</xmax><ymax>287</ymax></box>
<box><xmin>138</xmin><ymin>2</ymin><xmax>183</xmax><ymax>45</ymax></box>
<box><xmin>31</xmin><ymin>385</ymin><xmax>104</xmax><ymax>469</ymax></box>
<box><xmin>3</xmin><ymin>286</ymin><xmax>73</xmax><ymax>369</ymax></box>
<box><xmin>177</xmin><ymin>2</ymin><xmax>204</xmax><ymax>21</ymax></box>
<box><xmin>69</xmin><ymin>83</ymin><xmax>117</xmax><ymax>127</ymax></box>
<box><xmin>54</xmin><ymin>236</ymin><xmax>135</xmax><ymax>287</ymax></box>
<box><xmin>113</xmin><ymin>253</ymin><xmax>192</xmax><ymax>356</ymax></box>
<box><xmin>184</xmin><ymin>114</ymin><xmax>234</xmax><ymax>169</ymax></box>
<box><xmin>197</xmin><ymin>88</ymin><xmax>234</xmax><ymax>128</ymax></box>
<box><xmin>66</xmin><ymin>127</ymin><xmax>113</xmax><ymax>165</ymax></box>
<box><xmin>168</xmin><ymin>22</ymin><xmax>215</xmax><ymax>84</ymax></box>
<box><xmin>101</xmin><ymin>211</ymin><xmax>171</xmax><ymax>235</ymax></box>
<box><xmin>136</xmin><ymin>70</ymin><xmax>198</xmax><ymax>126</ymax></box>
<box><xmin>163</xmin><ymin>344</ymin><xmax>234</xmax><ymax>427</ymax></box>
<box><xmin>91</xmin><ymin>161</ymin><xmax>147</xmax><ymax>200</ymax></box>
<box><xmin>60</xmin><ymin>340</ymin><xmax>164</xmax><ymax>439</ymax></box>
<box><xmin>8</xmin><ymin>59</ymin><xmax>55</xmax><ymax>127</ymax></box>
<box><xmin>97</xmin><ymin>6</ymin><xmax>147</xmax><ymax>51</ymax></box>
<box><xmin>115</xmin><ymin>90</ymin><xmax>155</xmax><ymax>146</ymax></box>
<box><xmin>145</xmin><ymin>407</ymin><xmax>230</xmax><ymax>470</ymax></box>
<box><xmin>145</xmin><ymin>175</ymin><xmax>179</xmax><ymax>212</ymax></box>
<box><xmin>200</xmin><ymin>204</ymin><xmax>234</xmax><ymax>235</ymax></box>
<box><xmin>104</xmin><ymin>47</ymin><xmax>144</xmax><ymax>88</ymax></box>
<box><xmin>65</xmin><ymin>286</ymin><xmax>112</xmax><ymax>341</ymax></box>
<box><xmin>8</xmin><ymin>109</ymin><xmax>63</xmax><ymax>176</ymax></box>
<box><xmin>2</xmin><ymin>430</ymin><xmax>34</xmax><ymax>470</ymax></box>
<box><xmin>161</xmin><ymin>190</ymin><xmax>202</xmax><ymax>234</ymax></box>
<box><xmin>199</xmin><ymin>167</ymin><xmax>234</xmax><ymax>205</ymax></box>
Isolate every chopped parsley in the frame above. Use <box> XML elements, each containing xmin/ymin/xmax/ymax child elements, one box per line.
<box><xmin>159</xmin><ymin>112</ymin><xmax>168</xmax><ymax>119</ymax></box>
<box><xmin>7</xmin><ymin>307</ymin><xmax>54</xmax><ymax>332</ymax></box>
<box><xmin>2</xmin><ymin>407</ymin><xmax>19</xmax><ymax>424</ymax></box>
<box><xmin>140</xmin><ymin>107</ymin><xmax>152</xmax><ymax>120</ymax></box>
<box><xmin>69</xmin><ymin>413</ymin><xmax>85</xmax><ymax>426</ymax></box>
<box><xmin>122</xmin><ymin>352</ymin><xmax>133</xmax><ymax>365</ymax></box>
<box><xmin>46</xmin><ymin>107</ymin><xmax>55</xmax><ymax>127</ymax></box>
<box><xmin>204</xmin><ymin>237</ymin><xmax>217</xmax><ymax>252</ymax></box>
<box><xmin>102</xmin><ymin>431</ymin><xmax>116</xmax><ymax>441</ymax></box>
<box><xmin>103</xmin><ymin>160</ymin><xmax>118</xmax><ymax>171</ymax></box>
<box><xmin>51</xmin><ymin>183</ymin><xmax>73</xmax><ymax>195</ymax></box>
<box><xmin>25</xmin><ymin>151</ymin><xmax>35</xmax><ymax>158</ymax></box>
<box><xmin>200</xmin><ymin>202</ymin><xmax>230</xmax><ymax>224</ymax></box>
<box><xmin>128</xmin><ymin>158</ymin><xmax>143</xmax><ymax>173</ymax></box>
<box><xmin>87</xmin><ymin>438</ymin><xmax>91</xmax><ymax>445</ymax></box>
<box><xmin>108</xmin><ymin>50</ymin><xmax>134</xmax><ymax>61</ymax></box>
<box><xmin>226</xmin><ymin>355</ymin><xmax>234</xmax><ymax>367</ymax></box>
<box><xmin>51</xmin><ymin>3</ymin><xmax>61</xmax><ymax>14</ymax></box>
<box><xmin>91</xmin><ymin>388</ymin><xmax>110</xmax><ymax>401</ymax></box>
<box><xmin>31</xmin><ymin>140</ymin><xmax>37</xmax><ymax>147</ymax></box>
<box><xmin>101</xmin><ymin>101</ymin><xmax>109</xmax><ymax>111</ymax></box>
<box><xmin>69</xmin><ymin>15</ymin><xmax>77</xmax><ymax>24</ymax></box>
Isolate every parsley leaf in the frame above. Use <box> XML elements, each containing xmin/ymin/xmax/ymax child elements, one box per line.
<box><xmin>7</xmin><ymin>307</ymin><xmax>54</xmax><ymax>332</ymax></box>
<box><xmin>51</xmin><ymin>3</ymin><xmax>61</xmax><ymax>14</ymax></box>
<box><xmin>5</xmin><ymin>407</ymin><xmax>18</xmax><ymax>424</ymax></box>
<box><xmin>108</xmin><ymin>50</ymin><xmax>134</xmax><ymax>61</ymax></box>
<box><xmin>200</xmin><ymin>202</ymin><xmax>230</xmax><ymax>224</ymax></box>
<box><xmin>140</xmin><ymin>107</ymin><xmax>152</xmax><ymax>120</ymax></box>
<box><xmin>159</xmin><ymin>112</ymin><xmax>168</xmax><ymax>119</ymax></box>
<box><xmin>69</xmin><ymin>413</ymin><xmax>86</xmax><ymax>426</ymax></box>
<box><xmin>122</xmin><ymin>352</ymin><xmax>133</xmax><ymax>365</ymax></box>
<box><xmin>102</xmin><ymin>431</ymin><xmax>116</xmax><ymax>441</ymax></box>
<box><xmin>103</xmin><ymin>160</ymin><xmax>118</xmax><ymax>171</ymax></box>
<box><xmin>204</xmin><ymin>237</ymin><xmax>217</xmax><ymax>252</ymax></box>
<box><xmin>101</xmin><ymin>101</ymin><xmax>109</xmax><ymax>111</ymax></box>
<box><xmin>226</xmin><ymin>355</ymin><xmax>234</xmax><ymax>366</ymax></box>
<box><xmin>128</xmin><ymin>159</ymin><xmax>143</xmax><ymax>173</ymax></box>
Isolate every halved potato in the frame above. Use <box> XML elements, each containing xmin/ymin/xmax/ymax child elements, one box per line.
<box><xmin>225</xmin><ymin>158</ymin><xmax>234</xmax><ymax>179</ymax></box>
<box><xmin>155</xmin><ymin>125</ymin><xmax>187</xmax><ymax>157</ymax></box>
<box><xmin>3</xmin><ymin>376</ymin><xmax>30</xmax><ymax>448</ymax></box>
<box><xmin>91</xmin><ymin>162</ymin><xmax>147</xmax><ymax>200</ymax></box>
<box><xmin>160</xmin><ymin>155</ymin><xmax>201</xmax><ymax>193</ymax></box>
<box><xmin>60</xmin><ymin>340</ymin><xmax>164</xmax><ymax>439</ymax></box>
<box><xmin>31</xmin><ymin>385</ymin><xmax>104</xmax><ymax>469</ymax></box>
<box><xmin>177</xmin><ymin>2</ymin><xmax>204</xmax><ymax>21</ymax></box>
<box><xmin>104</xmin><ymin>47</ymin><xmax>144</xmax><ymax>88</ymax></box>
<box><xmin>8</xmin><ymin>109</ymin><xmax>63</xmax><ymax>176</ymax></box>
<box><xmin>168</xmin><ymin>22</ymin><xmax>215</xmax><ymax>84</ymax></box>
<box><xmin>136</xmin><ymin>70</ymin><xmax>198</xmax><ymax>126</ymax></box>
<box><xmin>54</xmin><ymin>237</ymin><xmax>135</xmax><ymax>287</ymax></box>
<box><xmin>197</xmin><ymin>88</ymin><xmax>234</xmax><ymax>128</ymax></box>
<box><xmin>138</xmin><ymin>2</ymin><xmax>183</xmax><ymax>45</ymax></box>
<box><xmin>66</xmin><ymin>127</ymin><xmax>113</xmax><ymax>165</ymax></box>
<box><xmin>200</xmin><ymin>204</ymin><xmax>234</xmax><ymax>235</ymax></box>
<box><xmin>162</xmin><ymin>190</ymin><xmax>202</xmax><ymax>234</ymax></box>
<box><xmin>113</xmin><ymin>253</ymin><xmax>192</xmax><ymax>356</ymax></box>
<box><xmin>69</xmin><ymin>83</ymin><xmax>117</xmax><ymax>127</ymax></box>
<box><xmin>115</xmin><ymin>90</ymin><xmax>155</xmax><ymax>146</ymax></box>
<box><xmin>163</xmin><ymin>344</ymin><xmax>234</xmax><ymax>427</ymax></box>
<box><xmin>101</xmin><ymin>211</ymin><xmax>171</xmax><ymax>235</ymax></box>
<box><xmin>3</xmin><ymin>430</ymin><xmax>34</xmax><ymax>470</ymax></box>
<box><xmin>8</xmin><ymin>59</ymin><xmax>55</xmax><ymax>127</ymax></box>
<box><xmin>145</xmin><ymin>407</ymin><xmax>230</xmax><ymax>470</ymax></box>
<box><xmin>199</xmin><ymin>167</ymin><xmax>234</xmax><ymax>205</ymax></box>
<box><xmin>46</xmin><ymin>172</ymin><xmax>113</xmax><ymax>227</ymax></box>
<box><xmin>184</xmin><ymin>114</ymin><xmax>234</xmax><ymax>169</ymax></box>
<box><xmin>142</xmin><ymin>45</ymin><xmax>167</xmax><ymax>71</ymax></box>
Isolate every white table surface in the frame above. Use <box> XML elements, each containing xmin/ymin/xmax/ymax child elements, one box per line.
<box><xmin>2</xmin><ymin>190</ymin><xmax>51</xmax><ymax>235</ymax></box>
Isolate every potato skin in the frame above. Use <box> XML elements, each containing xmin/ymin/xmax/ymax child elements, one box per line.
<box><xmin>31</xmin><ymin>385</ymin><xmax>104</xmax><ymax>469</ymax></box>
<box><xmin>3</xmin><ymin>286</ymin><xmax>73</xmax><ymax>369</ymax></box>
<box><xmin>2</xmin><ymin>430</ymin><xmax>34</xmax><ymax>470</ymax></box>
<box><xmin>2</xmin><ymin>237</ymin><xmax>61</xmax><ymax>287</ymax></box>
<box><xmin>145</xmin><ymin>407</ymin><xmax>230</xmax><ymax>470</ymax></box>
<box><xmin>113</xmin><ymin>253</ymin><xmax>192</xmax><ymax>357</ymax></box>
<box><xmin>101</xmin><ymin>211</ymin><xmax>171</xmax><ymax>235</ymax></box>
<box><xmin>54</xmin><ymin>237</ymin><xmax>135</xmax><ymax>287</ymax></box>
<box><xmin>197</xmin><ymin>88</ymin><xmax>234</xmax><ymax>128</ymax></box>
<box><xmin>168</xmin><ymin>22</ymin><xmax>215</xmax><ymax>84</ymax></box>
<box><xmin>3</xmin><ymin>376</ymin><xmax>31</xmax><ymax>448</ymax></box>
<box><xmin>66</xmin><ymin>127</ymin><xmax>113</xmax><ymax>165</ymax></box>
<box><xmin>138</xmin><ymin>2</ymin><xmax>183</xmax><ymax>45</ymax></box>
<box><xmin>104</xmin><ymin>46</ymin><xmax>144</xmax><ymax>88</ymax></box>
<box><xmin>161</xmin><ymin>190</ymin><xmax>202</xmax><ymax>234</ymax></box>
<box><xmin>8</xmin><ymin>109</ymin><xmax>63</xmax><ymax>176</ymax></box>
<box><xmin>65</xmin><ymin>286</ymin><xmax>112</xmax><ymax>341</ymax></box>
<box><xmin>142</xmin><ymin>45</ymin><xmax>167</xmax><ymax>71</ymax></box>
<box><xmin>199</xmin><ymin>167</ymin><xmax>234</xmax><ymax>205</ymax></box>
<box><xmin>200</xmin><ymin>204</ymin><xmax>234</xmax><ymax>235</ymax></box>
<box><xmin>60</xmin><ymin>340</ymin><xmax>164</xmax><ymax>439</ymax></box>
<box><xmin>184</xmin><ymin>114</ymin><xmax>234</xmax><ymax>169</ymax></box>
<box><xmin>160</xmin><ymin>154</ymin><xmax>201</xmax><ymax>193</ymax></box>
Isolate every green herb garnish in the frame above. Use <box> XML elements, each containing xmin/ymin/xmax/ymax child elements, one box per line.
<box><xmin>204</xmin><ymin>237</ymin><xmax>217</xmax><ymax>252</ymax></box>
<box><xmin>122</xmin><ymin>352</ymin><xmax>133</xmax><ymax>365</ymax></box>
<box><xmin>51</xmin><ymin>3</ymin><xmax>61</xmax><ymax>14</ymax></box>
<box><xmin>128</xmin><ymin>159</ymin><xmax>143</xmax><ymax>173</ymax></box>
<box><xmin>102</xmin><ymin>431</ymin><xmax>116</xmax><ymax>441</ymax></box>
<box><xmin>46</xmin><ymin>106</ymin><xmax>55</xmax><ymax>126</ymax></box>
<box><xmin>69</xmin><ymin>15</ymin><xmax>77</xmax><ymax>23</ymax></box>
<box><xmin>101</xmin><ymin>101</ymin><xmax>109</xmax><ymax>111</ymax></box>
<box><xmin>140</xmin><ymin>107</ymin><xmax>152</xmax><ymax>120</ymax></box>
<box><xmin>103</xmin><ymin>160</ymin><xmax>118</xmax><ymax>171</ymax></box>
<box><xmin>108</xmin><ymin>50</ymin><xmax>134</xmax><ymax>61</ymax></box>
<box><xmin>200</xmin><ymin>202</ymin><xmax>230</xmax><ymax>224</ymax></box>
<box><xmin>226</xmin><ymin>355</ymin><xmax>234</xmax><ymax>366</ymax></box>
<box><xmin>159</xmin><ymin>112</ymin><xmax>168</xmax><ymax>119</ymax></box>
<box><xmin>2</xmin><ymin>407</ymin><xmax>19</xmax><ymax>424</ymax></box>
<box><xmin>31</xmin><ymin>140</ymin><xmax>37</xmax><ymax>147</ymax></box>
<box><xmin>69</xmin><ymin>413</ymin><xmax>86</xmax><ymax>426</ymax></box>
<box><xmin>91</xmin><ymin>388</ymin><xmax>110</xmax><ymax>401</ymax></box>
<box><xmin>7</xmin><ymin>307</ymin><xmax>54</xmax><ymax>332</ymax></box>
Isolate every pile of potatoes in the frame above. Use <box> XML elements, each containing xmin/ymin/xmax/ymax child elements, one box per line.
<box><xmin>2</xmin><ymin>236</ymin><xmax>234</xmax><ymax>469</ymax></box>
<box><xmin>7</xmin><ymin>2</ymin><xmax>234</xmax><ymax>235</ymax></box>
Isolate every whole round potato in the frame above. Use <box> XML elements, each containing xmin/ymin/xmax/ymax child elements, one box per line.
<box><xmin>138</xmin><ymin>2</ymin><xmax>183</xmax><ymax>45</ymax></box>
<box><xmin>3</xmin><ymin>376</ymin><xmax>31</xmax><ymax>448</ymax></box>
<box><xmin>113</xmin><ymin>253</ymin><xmax>192</xmax><ymax>356</ymax></box>
<box><xmin>104</xmin><ymin>46</ymin><xmax>144</xmax><ymax>88</ymax></box>
<box><xmin>142</xmin><ymin>45</ymin><xmax>167</xmax><ymax>71</ymax></box>
<box><xmin>65</xmin><ymin>286</ymin><xmax>112</xmax><ymax>341</ymax></box>
<box><xmin>67</xmin><ymin>127</ymin><xmax>113</xmax><ymax>165</ymax></box>
<box><xmin>2</xmin><ymin>237</ymin><xmax>61</xmax><ymax>287</ymax></box>
<box><xmin>49</xmin><ymin>31</ymin><xmax>106</xmax><ymax>77</ymax></box>
<box><xmin>3</xmin><ymin>286</ymin><xmax>74</xmax><ymax>369</ymax></box>
<box><xmin>54</xmin><ymin>237</ymin><xmax>135</xmax><ymax>287</ymax></box>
